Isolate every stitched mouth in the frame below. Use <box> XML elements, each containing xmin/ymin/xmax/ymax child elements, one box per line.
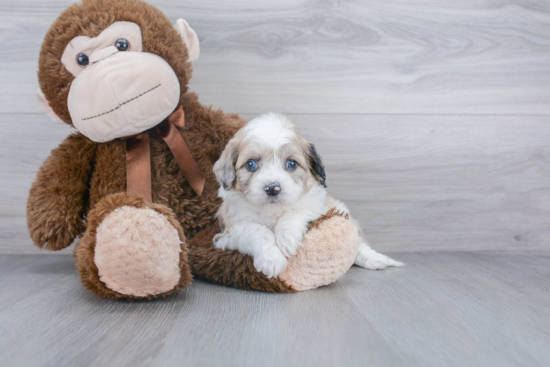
<box><xmin>81</xmin><ymin>84</ymin><xmax>161</xmax><ymax>121</ymax></box>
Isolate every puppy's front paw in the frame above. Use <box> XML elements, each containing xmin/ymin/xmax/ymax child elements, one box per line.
<box><xmin>355</xmin><ymin>248</ymin><xmax>404</xmax><ymax>270</ymax></box>
<box><xmin>213</xmin><ymin>233</ymin><xmax>230</xmax><ymax>251</ymax></box>
<box><xmin>254</xmin><ymin>246</ymin><xmax>288</xmax><ymax>278</ymax></box>
<box><xmin>275</xmin><ymin>229</ymin><xmax>303</xmax><ymax>258</ymax></box>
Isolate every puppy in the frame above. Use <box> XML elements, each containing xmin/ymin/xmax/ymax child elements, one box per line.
<box><xmin>213</xmin><ymin>113</ymin><xmax>402</xmax><ymax>278</ymax></box>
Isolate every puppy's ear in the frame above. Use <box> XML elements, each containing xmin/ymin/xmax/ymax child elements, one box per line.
<box><xmin>307</xmin><ymin>143</ymin><xmax>326</xmax><ymax>187</ymax></box>
<box><xmin>213</xmin><ymin>139</ymin><xmax>238</xmax><ymax>190</ymax></box>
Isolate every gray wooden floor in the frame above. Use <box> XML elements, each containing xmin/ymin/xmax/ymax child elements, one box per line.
<box><xmin>0</xmin><ymin>252</ymin><xmax>549</xmax><ymax>367</ymax></box>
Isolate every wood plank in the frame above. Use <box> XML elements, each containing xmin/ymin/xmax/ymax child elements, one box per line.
<box><xmin>0</xmin><ymin>254</ymin><xmax>401</xmax><ymax>367</ymax></box>
<box><xmin>1</xmin><ymin>0</ymin><xmax>550</xmax><ymax>114</ymax></box>
<box><xmin>342</xmin><ymin>252</ymin><xmax>550</xmax><ymax>367</ymax></box>
<box><xmin>0</xmin><ymin>255</ymin><xmax>75</xmax><ymax>311</ymax></box>
<box><xmin>291</xmin><ymin>113</ymin><xmax>550</xmax><ymax>252</ymax></box>
<box><xmin>3</xmin><ymin>113</ymin><xmax>549</xmax><ymax>253</ymax></box>
<box><xmin>0</xmin><ymin>112</ymin><xmax>75</xmax><ymax>254</ymax></box>
<box><xmin>0</xmin><ymin>253</ymin><xmax>549</xmax><ymax>366</ymax></box>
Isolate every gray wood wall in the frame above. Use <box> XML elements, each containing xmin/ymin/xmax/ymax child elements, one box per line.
<box><xmin>1</xmin><ymin>0</ymin><xmax>549</xmax><ymax>254</ymax></box>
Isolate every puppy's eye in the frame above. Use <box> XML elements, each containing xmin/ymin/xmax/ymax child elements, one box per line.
<box><xmin>115</xmin><ymin>38</ymin><xmax>130</xmax><ymax>51</ymax></box>
<box><xmin>245</xmin><ymin>159</ymin><xmax>258</xmax><ymax>171</ymax></box>
<box><xmin>286</xmin><ymin>159</ymin><xmax>298</xmax><ymax>170</ymax></box>
<box><xmin>76</xmin><ymin>53</ymin><xmax>89</xmax><ymax>67</ymax></box>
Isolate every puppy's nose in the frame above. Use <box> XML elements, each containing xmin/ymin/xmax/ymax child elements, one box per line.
<box><xmin>264</xmin><ymin>183</ymin><xmax>281</xmax><ymax>197</ymax></box>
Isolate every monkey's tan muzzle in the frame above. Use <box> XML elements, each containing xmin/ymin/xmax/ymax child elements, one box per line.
<box><xmin>67</xmin><ymin>48</ymin><xmax>181</xmax><ymax>143</ymax></box>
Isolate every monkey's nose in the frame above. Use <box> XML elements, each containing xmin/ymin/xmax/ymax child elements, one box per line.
<box><xmin>264</xmin><ymin>183</ymin><xmax>281</xmax><ymax>197</ymax></box>
<box><xmin>90</xmin><ymin>46</ymin><xmax>119</xmax><ymax>64</ymax></box>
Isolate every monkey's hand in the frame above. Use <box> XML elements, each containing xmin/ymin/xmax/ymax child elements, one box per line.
<box><xmin>27</xmin><ymin>133</ymin><xmax>97</xmax><ymax>251</ymax></box>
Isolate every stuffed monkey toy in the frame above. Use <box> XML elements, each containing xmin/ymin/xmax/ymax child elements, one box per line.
<box><xmin>28</xmin><ymin>0</ymin><xmax>359</xmax><ymax>300</ymax></box>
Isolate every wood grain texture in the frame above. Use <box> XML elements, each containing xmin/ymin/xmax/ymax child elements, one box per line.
<box><xmin>3</xmin><ymin>113</ymin><xmax>549</xmax><ymax>253</ymax></box>
<box><xmin>0</xmin><ymin>114</ymin><xmax>74</xmax><ymax>254</ymax></box>
<box><xmin>286</xmin><ymin>114</ymin><xmax>550</xmax><ymax>252</ymax></box>
<box><xmin>1</xmin><ymin>0</ymin><xmax>549</xmax><ymax>253</ymax></box>
<box><xmin>0</xmin><ymin>253</ymin><xmax>549</xmax><ymax>367</ymax></box>
<box><xmin>0</xmin><ymin>0</ymin><xmax>550</xmax><ymax>114</ymax></box>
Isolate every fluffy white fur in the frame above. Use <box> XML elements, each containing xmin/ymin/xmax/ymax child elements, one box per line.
<box><xmin>213</xmin><ymin>113</ymin><xmax>402</xmax><ymax>278</ymax></box>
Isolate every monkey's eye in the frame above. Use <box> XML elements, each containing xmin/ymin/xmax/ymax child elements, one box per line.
<box><xmin>115</xmin><ymin>38</ymin><xmax>130</xmax><ymax>51</ymax></box>
<box><xmin>76</xmin><ymin>53</ymin><xmax>89</xmax><ymax>67</ymax></box>
<box><xmin>286</xmin><ymin>159</ymin><xmax>298</xmax><ymax>170</ymax></box>
<box><xmin>245</xmin><ymin>159</ymin><xmax>258</xmax><ymax>172</ymax></box>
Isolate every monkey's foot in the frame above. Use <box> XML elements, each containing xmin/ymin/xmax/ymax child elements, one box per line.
<box><xmin>75</xmin><ymin>193</ymin><xmax>191</xmax><ymax>300</ymax></box>
<box><xmin>279</xmin><ymin>210</ymin><xmax>359</xmax><ymax>291</ymax></box>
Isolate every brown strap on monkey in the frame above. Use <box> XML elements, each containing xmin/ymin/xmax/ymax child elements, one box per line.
<box><xmin>125</xmin><ymin>106</ymin><xmax>205</xmax><ymax>202</ymax></box>
<box><xmin>126</xmin><ymin>131</ymin><xmax>152</xmax><ymax>202</ymax></box>
<box><xmin>157</xmin><ymin>106</ymin><xmax>205</xmax><ymax>196</ymax></box>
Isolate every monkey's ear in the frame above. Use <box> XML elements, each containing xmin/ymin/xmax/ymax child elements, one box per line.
<box><xmin>174</xmin><ymin>19</ymin><xmax>200</xmax><ymax>62</ymax></box>
<box><xmin>307</xmin><ymin>143</ymin><xmax>327</xmax><ymax>188</ymax></box>
<box><xmin>36</xmin><ymin>89</ymin><xmax>65</xmax><ymax>124</ymax></box>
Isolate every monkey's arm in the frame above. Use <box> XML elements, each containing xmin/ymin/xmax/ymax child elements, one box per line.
<box><xmin>27</xmin><ymin>133</ymin><xmax>97</xmax><ymax>251</ymax></box>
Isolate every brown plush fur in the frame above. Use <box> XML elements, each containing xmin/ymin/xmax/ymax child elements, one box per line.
<box><xmin>188</xmin><ymin>224</ymin><xmax>295</xmax><ymax>293</ymax></box>
<box><xmin>75</xmin><ymin>192</ymin><xmax>192</xmax><ymax>300</ymax></box>
<box><xmin>27</xmin><ymin>133</ymin><xmax>97</xmax><ymax>250</ymax></box>
<box><xmin>29</xmin><ymin>0</ymin><xmax>357</xmax><ymax>299</ymax></box>
<box><xmin>38</xmin><ymin>0</ymin><xmax>192</xmax><ymax>126</ymax></box>
<box><xmin>29</xmin><ymin>0</ymin><xmax>292</xmax><ymax>299</ymax></box>
<box><xmin>308</xmin><ymin>208</ymin><xmax>350</xmax><ymax>231</ymax></box>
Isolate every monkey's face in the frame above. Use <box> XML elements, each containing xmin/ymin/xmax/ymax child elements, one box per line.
<box><xmin>61</xmin><ymin>21</ymin><xmax>180</xmax><ymax>142</ymax></box>
<box><xmin>37</xmin><ymin>0</ymin><xmax>200</xmax><ymax>143</ymax></box>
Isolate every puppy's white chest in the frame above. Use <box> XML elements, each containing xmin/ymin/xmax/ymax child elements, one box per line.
<box><xmin>249</xmin><ymin>205</ymin><xmax>286</xmax><ymax>231</ymax></box>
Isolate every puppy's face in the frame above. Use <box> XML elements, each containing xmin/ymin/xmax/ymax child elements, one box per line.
<box><xmin>214</xmin><ymin>113</ymin><xmax>326</xmax><ymax>206</ymax></box>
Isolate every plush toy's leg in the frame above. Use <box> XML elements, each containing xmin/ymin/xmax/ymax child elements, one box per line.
<box><xmin>187</xmin><ymin>224</ymin><xmax>295</xmax><ymax>293</ymax></box>
<box><xmin>279</xmin><ymin>210</ymin><xmax>359</xmax><ymax>291</ymax></box>
<box><xmin>188</xmin><ymin>210</ymin><xmax>358</xmax><ymax>292</ymax></box>
<box><xmin>74</xmin><ymin>193</ymin><xmax>191</xmax><ymax>300</ymax></box>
